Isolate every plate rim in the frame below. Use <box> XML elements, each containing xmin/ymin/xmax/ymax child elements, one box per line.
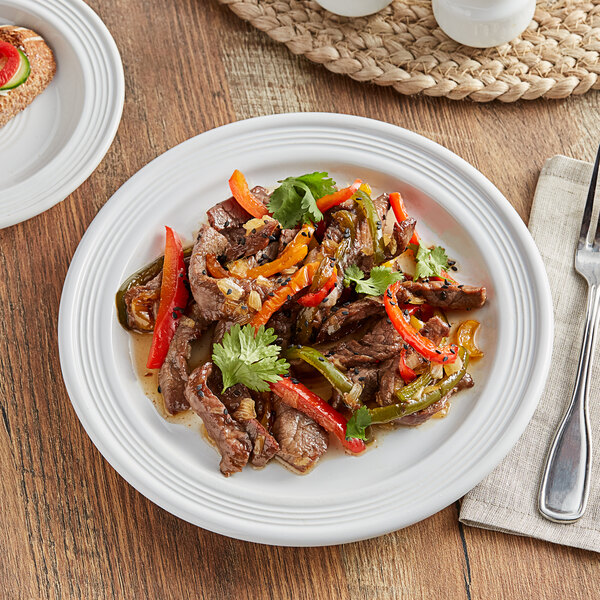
<box><xmin>0</xmin><ymin>0</ymin><xmax>124</xmax><ymax>228</ymax></box>
<box><xmin>58</xmin><ymin>112</ymin><xmax>554</xmax><ymax>546</ymax></box>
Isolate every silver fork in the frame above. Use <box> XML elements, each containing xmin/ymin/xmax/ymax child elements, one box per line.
<box><xmin>538</xmin><ymin>146</ymin><xmax>600</xmax><ymax>523</ymax></box>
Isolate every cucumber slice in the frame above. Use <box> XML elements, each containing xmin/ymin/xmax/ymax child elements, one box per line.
<box><xmin>0</xmin><ymin>48</ymin><xmax>30</xmax><ymax>91</ymax></box>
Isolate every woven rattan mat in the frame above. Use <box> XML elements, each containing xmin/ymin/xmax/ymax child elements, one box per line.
<box><xmin>218</xmin><ymin>0</ymin><xmax>600</xmax><ymax>102</ymax></box>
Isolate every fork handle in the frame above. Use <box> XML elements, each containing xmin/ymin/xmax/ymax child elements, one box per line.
<box><xmin>538</xmin><ymin>283</ymin><xmax>599</xmax><ymax>523</ymax></box>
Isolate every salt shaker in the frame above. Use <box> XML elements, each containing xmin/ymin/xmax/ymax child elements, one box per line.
<box><xmin>432</xmin><ymin>0</ymin><xmax>536</xmax><ymax>48</ymax></box>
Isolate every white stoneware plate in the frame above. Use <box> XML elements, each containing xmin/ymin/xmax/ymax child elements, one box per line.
<box><xmin>0</xmin><ymin>0</ymin><xmax>124</xmax><ymax>228</ymax></box>
<box><xmin>59</xmin><ymin>113</ymin><xmax>553</xmax><ymax>546</ymax></box>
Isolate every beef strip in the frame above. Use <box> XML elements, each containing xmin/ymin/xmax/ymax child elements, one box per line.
<box><xmin>397</xmin><ymin>281</ymin><xmax>486</xmax><ymax>310</ymax></box>
<box><xmin>395</xmin><ymin>373</ymin><xmax>474</xmax><ymax>426</ymax></box>
<box><xmin>391</xmin><ymin>218</ymin><xmax>416</xmax><ymax>256</ymax></box>
<box><xmin>316</xmin><ymin>296</ymin><xmax>385</xmax><ymax>342</ymax></box>
<box><xmin>271</xmin><ymin>399</ymin><xmax>328</xmax><ymax>474</ymax></box>
<box><xmin>123</xmin><ymin>272</ymin><xmax>162</xmax><ymax>332</ymax></box>
<box><xmin>373</xmin><ymin>316</ymin><xmax>450</xmax><ymax>405</ymax></box>
<box><xmin>189</xmin><ymin>224</ymin><xmax>272</xmax><ymax>322</ymax></box>
<box><xmin>208</xmin><ymin>369</ymin><xmax>279</xmax><ymax>468</ymax></box>
<box><xmin>206</xmin><ymin>186</ymin><xmax>270</xmax><ymax>231</ymax></box>
<box><xmin>331</xmin><ymin>365</ymin><xmax>379</xmax><ymax>410</ymax></box>
<box><xmin>330</xmin><ymin>317</ymin><xmax>404</xmax><ymax>368</ymax></box>
<box><xmin>185</xmin><ymin>363</ymin><xmax>251</xmax><ymax>476</ymax></box>
<box><xmin>158</xmin><ymin>317</ymin><xmax>205</xmax><ymax>414</ymax></box>
<box><xmin>222</xmin><ymin>219</ymin><xmax>280</xmax><ymax>262</ymax></box>
<box><xmin>267</xmin><ymin>300</ymin><xmax>302</xmax><ymax>349</ymax></box>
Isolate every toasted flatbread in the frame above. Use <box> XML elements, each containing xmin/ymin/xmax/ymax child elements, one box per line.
<box><xmin>0</xmin><ymin>25</ymin><xmax>56</xmax><ymax>128</ymax></box>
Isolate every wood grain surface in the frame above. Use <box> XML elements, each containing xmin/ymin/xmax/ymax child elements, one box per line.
<box><xmin>0</xmin><ymin>1</ymin><xmax>599</xmax><ymax>598</ymax></box>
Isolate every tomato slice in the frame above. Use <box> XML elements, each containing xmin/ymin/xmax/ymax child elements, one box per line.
<box><xmin>0</xmin><ymin>41</ymin><xmax>20</xmax><ymax>88</ymax></box>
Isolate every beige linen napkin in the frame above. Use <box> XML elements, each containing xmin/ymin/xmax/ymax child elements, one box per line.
<box><xmin>459</xmin><ymin>155</ymin><xmax>600</xmax><ymax>553</ymax></box>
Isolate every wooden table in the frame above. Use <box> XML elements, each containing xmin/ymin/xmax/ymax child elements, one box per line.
<box><xmin>1</xmin><ymin>1</ymin><xmax>598</xmax><ymax>597</ymax></box>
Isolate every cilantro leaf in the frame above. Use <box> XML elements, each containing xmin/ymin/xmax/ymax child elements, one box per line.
<box><xmin>346</xmin><ymin>406</ymin><xmax>372</xmax><ymax>441</ymax></box>
<box><xmin>268</xmin><ymin>172</ymin><xmax>336</xmax><ymax>228</ymax></box>
<box><xmin>414</xmin><ymin>241</ymin><xmax>449</xmax><ymax>281</ymax></box>
<box><xmin>344</xmin><ymin>265</ymin><xmax>403</xmax><ymax>296</ymax></box>
<box><xmin>212</xmin><ymin>324</ymin><xmax>289</xmax><ymax>392</ymax></box>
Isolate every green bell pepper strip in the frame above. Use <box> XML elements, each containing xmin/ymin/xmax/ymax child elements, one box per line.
<box><xmin>394</xmin><ymin>370</ymin><xmax>433</xmax><ymax>403</ymax></box>
<box><xmin>115</xmin><ymin>246</ymin><xmax>193</xmax><ymax>330</ymax></box>
<box><xmin>285</xmin><ymin>345</ymin><xmax>362</xmax><ymax>409</ymax></box>
<box><xmin>345</xmin><ymin>347</ymin><xmax>469</xmax><ymax>439</ymax></box>
<box><xmin>369</xmin><ymin>347</ymin><xmax>469</xmax><ymax>424</ymax></box>
<box><xmin>355</xmin><ymin>190</ymin><xmax>386</xmax><ymax>266</ymax></box>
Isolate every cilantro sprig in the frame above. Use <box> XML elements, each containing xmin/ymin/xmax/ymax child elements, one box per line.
<box><xmin>212</xmin><ymin>324</ymin><xmax>289</xmax><ymax>392</ymax></box>
<box><xmin>346</xmin><ymin>406</ymin><xmax>372</xmax><ymax>441</ymax></box>
<box><xmin>343</xmin><ymin>265</ymin><xmax>404</xmax><ymax>296</ymax></box>
<box><xmin>413</xmin><ymin>241</ymin><xmax>449</xmax><ymax>281</ymax></box>
<box><xmin>268</xmin><ymin>172</ymin><xmax>336</xmax><ymax>228</ymax></box>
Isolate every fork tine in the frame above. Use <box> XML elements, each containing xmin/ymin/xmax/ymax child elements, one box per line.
<box><xmin>580</xmin><ymin>143</ymin><xmax>600</xmax><ymax>249</ymax></box>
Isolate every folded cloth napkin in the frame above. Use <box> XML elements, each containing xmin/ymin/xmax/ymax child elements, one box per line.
<box><xmin>459</xmin><ymin>155</ymin><xmax>600</xmax><ymax>553</ymax></box>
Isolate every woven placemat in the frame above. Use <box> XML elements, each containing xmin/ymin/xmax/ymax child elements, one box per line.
<box><xmin>218</xmin><ymin>0</ymin><xmax>600</xmax><ymax>102</ymax></box>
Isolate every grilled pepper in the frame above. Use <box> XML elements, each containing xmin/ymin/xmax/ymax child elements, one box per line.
<box><xmin>228</xmin><ymin>169</ymin><xmax>269</xmax><ymax>219</ymax></box>
<box><xmin>246</xmin><ymin>224</ymin><xmax>314</xmax><ymax>279</ymax></box>
<box><xmin>297</xmin><ymin>266</ymin><xmax>337</xmax><ymax>307</ymax></box>
<box><xmin>355</xmin><ymin>190</ymin><xmax>386</xmax><ymax>265</ymax></box>
<box><xmin>250</xmin><ymin>262</ymin><xmax>319</xmax><ymax>329</ymax></box>
<box><xmin>316</xmin><ymin>179</ymin><xmax>362</xmax><ymax>212</ymax></box>
<box><xmin>206</xmin><ymin>253</ymin><xmax>231</xmax><ymax>279</ymax></box>
<box><xmin>146</xmin><ymin>227</ymin><xmax>189</xmax><ymax>369</ymax></box>
<box><xmin>389</xmin><ymin>192</ymin><xmax>420</xmax><ymax>246</ymax></box>
<box><xmin>456</xmin><ymin>319</ymin><xmax>484</xmax><ymax>358</ymax></box>
<box><xmin>269</xmin><ymin>377</ymin><xmax>366</xmax><ymax>454</ymax></box>
<box><xmin>398</xmin><ymin>348</ymin><xmax>417</xmax><ymax>383</ymax></box>
<box><xmin>285</xmin><ymin>345</ymin><xmax>362</xmax><ymax>409</ymax></box>
<box><xmin>385</xmin><ymin>280</ymin><xmax>458</xmax><ymax>364</ymax></box>
<box><xmin>115</xmin><ymin>246</ymin><xmax>192</xmax><ymax>330</ymax></box>
<box><xmin>369</xmin><ymin>348</ymin><xmax>469</xmax><ymax>424</ymax></box>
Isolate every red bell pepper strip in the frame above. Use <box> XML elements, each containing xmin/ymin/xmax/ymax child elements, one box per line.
<box><xmin>0</xmin><ymin>41</ymin><xmax>20</xmax><ymax>88</ymax></box>
<box><xmin>250</xmin><ymin>262</ymin><xmax>319</xmax><ymax>329</ymax></box>
<box><xmin>316</xmin><ymin>179</ymin><xmax>362</xmax><ymax>213</ymax></box>
<box><xmin>398</xmin><ymin>348</ymin><xmax>417</xmax><ymax>383</ymax></box>
<box><xmin>147</xmin><ymin>227</ymin><xmax>189</xmax><ymax>368</ymax></box>
<box><xmin>384</xmin><ymin>280</ymin><xmax>458</xmax><ymax>365</ymax></box>
<box><xmin>389</xmin><ymin>192</ymin><xmax>420</xmax><ymax>246</ymax></box>
<box><xmin>297</xmin><ymin>269</ymin><xmax>337</xmax><ymax>307</ymax></box>
<box><xmin>390</xmin><ymin>193</ymin><xmax>458</xmax><ymax>284</ymax></box>
<box><xmin>269</xmin><ymin>377</ymin><xmax>366</xmax><ymax>454</ymax></box>
<box><xmin>228</xmin><ymin>169</ymin><xmax>269</xmax><ymax>219</ymax></box>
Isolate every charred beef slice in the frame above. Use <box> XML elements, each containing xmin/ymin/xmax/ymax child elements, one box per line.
<box><xmin>222</xmin><ymin>218</ymin><xmax>280</xmax><ymax>262</ymax></box>
<box><xmin>158</xmin><ymin>317</ymin><xmax>205</xmax><ymax>414</ymax></box>
<box><xmin>206</xmin><ymin>186</ymin><xmax>270</xmax><ymax>231</ymax></box>
<box><xmin>185</xmin><ymin>363</ymin><xmax>251</xmax><ymax>476</ymax></box>
<box><xmin>397</xmin><ymin>281</ymin><xmax>486</xmax><ymax>310</ymax></box>
<box><xmin>317</xmin><ymin>296</ymin><xmax>385</xmax><ymax>342</ymax></box>
<box><xmin>208</xmin><ymin>368</ymin><xmax>279</xmax><ymax>468</ymax></box>
<box><xmin>271</xmin><ymin>398</ymin><xmax>328</xmax><ymax>474</ymax></box>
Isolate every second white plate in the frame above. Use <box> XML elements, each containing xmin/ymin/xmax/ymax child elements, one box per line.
<box><xmin>0</xmin><ymin>0</ymin><xmax>124</xmax><ymax>228</ymax></box>
<box><xmin>59</xmin><ymin>113</ymin><xmax>553</xmax><ymax>546</ymax></box>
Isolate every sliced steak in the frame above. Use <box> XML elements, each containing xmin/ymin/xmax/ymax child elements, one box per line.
<box><xmin>206</xmin><ymin>187</ymin><xmax>269</xmax><ymax>231</ymax></box>
<box><xmin>189</xmin><ymin>224</ymin><xmax>271</xmax><ymax>322</ymax></box>
<box><xmin>123</xmin><ymin>272</ymin><xmax>162</xmax><ymax>332</ymax></box>
<box><xmin>185</xmin><ymin>363</ymin><xmax>251</xmax><ymax>476</ymax></box>
<box><xmin>332</xmin><ymin>365</ymin><xmax>379</xmax><ymax>410</ymax></box>
<box><xmin>242</xmin><ymin>418</ymin><xmax>280</xmax><ymax>468</ymax></box>
<box><xmin>208</xmin><ymin>370</ymin><xmax>279</xmax><ymax>468</ymax></box>
<box><xmin>395</xmin><ymin>373</ymin><xmax>474</xmax><ymax>426</ymax></box>
<box><xmin>267</xmin><ymin>301</ymin><xmax>302</xmax><ymax>349</ymax></box>
<box><xmin>316</xmin><ymin>296</ymin><xmax>385</xmax><ymax>342</ymax></box>
<box><xmin>397</xmin><ymin>281</ymin><xmax>486</xmax><ymax>310</ymax></box>
<box><xmin>391</xmin><ymin>218</ymin><xmax>416</xmax><ymax>256</ymax></box>
<box><xmin>376</xmin><ymin>356</ymin><xmax>401</xmax><ymax>407</ymax></box>
<box><xmin>158</xmin><ymin>317</ymin><xmax>205</xmax><ymax>414</ymax></box>
<box><xmin>419</xmin><ymin>315</ymin><xmax>450</xmax><ymax>345</ymax></box>
<box><xmin>271</xmin><ymin>399</ymin><xmax>328</xmax><ymax>474</ymax></box>
<box><xmin>222</xmin><ymin>219</ymin><xmax>280</xmax><ymax>262</ymax></box>
<box><xmin>330</xmin><ymin>317</ymin><xmax>404</xmax><ymax>368</ymax></box>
